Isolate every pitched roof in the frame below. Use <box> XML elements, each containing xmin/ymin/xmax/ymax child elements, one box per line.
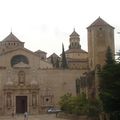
<box><xmin>2</xmin><ymin>32</ymin><xmax>23</xmax><ymax>42</ymax></box>
<box><xmin>87</xmin><ymin>17</ymin><xmax>114</xmax><ymax>28</ymax></box>
<box><xmin>70</xmin><ymin>29</ymin><xmax>79</xmax><ymax>37</ymax></box>
<box><xmin>35</xmin><ymin>49</ymin><xmax>47</xmax><ymax>54</ymax></box>
<box><xmin>47</xmin><ymin>53</ymin><xmax>60</xmax><ymax>59</ymax></box>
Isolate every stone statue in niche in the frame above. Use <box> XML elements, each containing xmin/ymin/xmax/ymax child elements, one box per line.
<box><xmin>32</xmin><ymin>93</ymin><xmax>37</xmax><ymax>107</ymax></box>
<box><xmin>7</xmin><ymin>93</ymin><xmax>11</xmax><ymax>108</ymax></box>
<box><xmin>18</xmin><ymin>71</ymin><xmax>25</xmax><ymax>84</ymax></box>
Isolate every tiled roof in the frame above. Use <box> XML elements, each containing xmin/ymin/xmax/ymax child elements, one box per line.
<box><xmin>70</xmin><ymin>30</ymin><xmax>79</xmax><ymax>37</ymax></box>
<box><xmin>47</xmin><ymin>53</ymin><xmax>60</xmax><ymax>59</ymax></box>
<box><xmin>87</xmin><ymin>17</ymin><xmax>114</xmax><ymax>28</ymax></box>
<box><xmin>2</xmin><ymin>32</ymin><xmax>22</xmax><ymax>42</ymax></box>
<box><xmin>65</xmin><ymin>48</ymin><xmax>88</xmax><ymax>54</ymax></box>
<box><xmin>35</xmin><ymin>50</ymin><xmax>47</xmax><ymax>54</ymax></box>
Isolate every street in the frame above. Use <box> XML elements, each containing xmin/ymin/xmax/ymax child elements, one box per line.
<box><xmin>0</xmin><ymin>114</ymin><xmax>69</xmax><ymax>120</ymax></box>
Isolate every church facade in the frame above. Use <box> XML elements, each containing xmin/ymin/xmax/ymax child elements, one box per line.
<box><xmin>0</xmin><ymin>17</ymin><xmax>114</xmax><ymax>115</ymax></box>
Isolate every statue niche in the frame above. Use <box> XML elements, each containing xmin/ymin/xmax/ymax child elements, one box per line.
<box><xmin>32</xmin><ymin>93</ymin><xmax>37</xmax><ymax>107</ymax></box>
<box><xmin>6</xmin><ymin>92</ymin><xmax>12</xmax><ymax>108</ymax></box>
<box><xmin>18</xmin><ymin>71</ymin><xmax>25</xmax><ymax>85</ymax></box>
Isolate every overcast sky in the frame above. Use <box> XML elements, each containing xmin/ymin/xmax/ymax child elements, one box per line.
<box><xmin>0</xmin><ymin>0</ymin><xmax>120</xmax><ymax>56</ymax></box>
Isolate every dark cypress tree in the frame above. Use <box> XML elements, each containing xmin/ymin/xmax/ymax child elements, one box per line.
<box><xmin>99</xmin><ymin>46</ymin><xmax>120</xmax><ymax>119</ymax></box>
<box><xmin>105</xmin><ymin>46</ymin><xmax>115</xmax><ymax>65</ymax></box>
<box><xmin>55</xmin><ymin>58</ymin><xmax>59</xmax><ymax>68</ymax></box>
<box><xmin>61</xmin><ymin>43</ymin><xmax>68</xmax><ymax>69</ymax></box>
<box><xmin>51</xmin><ymin>55</ymin><xmax>54</xmax><ymax>67</ymax></box>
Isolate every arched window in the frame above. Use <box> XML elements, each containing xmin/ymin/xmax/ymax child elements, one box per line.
<box><xmin>11</xmin><ymin>55</ymin><xmax>29</xmax><ymax>67</ymax></box>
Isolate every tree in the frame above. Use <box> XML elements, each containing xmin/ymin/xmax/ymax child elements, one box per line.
<box><xmin>105</xmin><ymin>46</ymin><xmax>115</xmax><ymax>65</ymax></box>
<box><xmin>55</xmin><ymin>58</ymin><xmax>59</xmax><ymax>68</ymax></box>
<box><xmin>51</xmin><ymin>55</ymin><xmax>54</xmax><ymax>67</ymax></box>
<box><xmin>86</xmin><ymin>98</ymin><xmax>102</xmax><ymax>119</ymax></box>
<box><xmin>59</xmin><ymin>93</ymin><xmax>101</xmax><ymax>118</ymax></box>
<box><xmin>59</xmin><ymin>93</ymin><xmax>87</xmax><ymax>115</ymax></box>
<box><xmin>61</xmin><ymin>43</ymin><xmax>68</xmax><ymax>69</ymax></box>
<box><xmin>99</xmin><ymin>47</ymin><xmax>120</xmax><ymax>120</ymax></box>
<box><xmin>59</xmin><ymin>93</ymin><xmax>72</xmax><ymax>113</ymax></box>
<box><xmin>116</xmin><ymin>50</ymin><xmax>120</xmax><ymax>63</ymax></box>
<box><xmin>72</xmin><ymin>93</ymin><xmax>88</xmax><ymax>115</ymax></box>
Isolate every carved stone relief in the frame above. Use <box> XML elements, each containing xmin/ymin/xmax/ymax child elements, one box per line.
<box><xmin>6</xmin><ymin>92</ymin><xmax>12</xmax><ymax>108</ymax></box>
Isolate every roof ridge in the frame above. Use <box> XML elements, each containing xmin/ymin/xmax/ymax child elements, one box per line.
<box><xmin>70</xmin><ymin>29</ymin><xmax>79</xmax><ymax>36</ymax></box>
<box><xmin>87</xmin><ymin>17</ymin><xmax>114</xmax><ymax>28</ymax></box>
<box><xmin>2</xmin><ymin>32</ymin><xmax>22</xmax><ymax>42</ymax></box>
<box><xmin>47</xmin><ymin>53</ymin><xmax>60</xmax><ymax>58</ymax></box>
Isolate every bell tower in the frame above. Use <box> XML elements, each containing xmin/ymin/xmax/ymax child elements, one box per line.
<box><xmin>69</xmin><ymin>29</ymin><xmax>81</xmax><ymax>49</ymax></box>
<box><xmin>87</xmin><ymin>17</ymin><xmax>115</xmax><ymax>70</ymax></box>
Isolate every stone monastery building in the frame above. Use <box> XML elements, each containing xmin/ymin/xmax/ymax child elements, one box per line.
<box><xmin>0</xmin><ymin>17</ymin><xmax>114</xmax><ymax>115</ymax></box>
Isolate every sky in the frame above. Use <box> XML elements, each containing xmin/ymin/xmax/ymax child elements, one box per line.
<box><xmin>0</xmin><ymin>0</ymin><xmax>120</xmax><ymax>57</ymax></box>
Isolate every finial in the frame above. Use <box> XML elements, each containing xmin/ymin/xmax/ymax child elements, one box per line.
<box><xmin>73</xmin><ymin>28</ymin><xmax>75</xmax><ymax>32</ymax></box>
<box><xmin>10</xmin><ymin>28</ymin><xmax>12</xmax><ymax>34</ymax></box>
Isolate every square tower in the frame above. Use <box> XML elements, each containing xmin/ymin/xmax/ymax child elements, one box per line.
<box><xmin>87</xmin><ymin>17</ymin><xmax>115</xmax><ymax>70</ymax></box>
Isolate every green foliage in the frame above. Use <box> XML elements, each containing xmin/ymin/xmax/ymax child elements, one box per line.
<box><xmin>59</xmin><ymin>93</ymin><xmax>101</xmax><ymax>117</ymax></box>
<box><xmin>55</xmin><ymin>58</ymin><xmax>59</xmax><ymax>68</ymax></box>
<box><xmin>99</xmin><ymin>47</ymin><xmax>120</xmax><ymax>119</ymax></box>
<box><xmin>86</xmin><ymin>98</ymin><xmax>102</xmax><ymax>117</ymax></box>
<box><xmin>99</xmin><ymin>63</ymin><xmax>120</xmax><ymax>113</ymax></box>
<box><xmin>51</xmin><ymin>55</ymin><xmax>54</xmax><ymax>67</ymax></box>
<box><xmin>116</xmin><ymin>50</ymin><xmax>120</xmax><ymax>63</ymax></box>
<box><xmin>71</xmin><ymin>94</ymin><xmax>88</xmax><ymax>115</ymax></box>
<box><xmin>59</xmin><ymin>93</ymin><xmax>72</xmax><ymax>113</ymax></box>
<box><xmin>105</xmin><ymin>46</ymin><xmax>115</xmax><ymax>65</ymax></box>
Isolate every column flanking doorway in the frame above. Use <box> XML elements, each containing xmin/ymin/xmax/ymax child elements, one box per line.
<box><xmin>16</xmin><ymin>96</ymin><xmax>27</xmax><ymax>113</ymax></box>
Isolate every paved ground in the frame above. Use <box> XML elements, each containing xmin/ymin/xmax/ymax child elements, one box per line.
<box><xmin>0</xmin><ymin>114</ymin><xmax>69</xmax><ymax>120</ymax></box>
